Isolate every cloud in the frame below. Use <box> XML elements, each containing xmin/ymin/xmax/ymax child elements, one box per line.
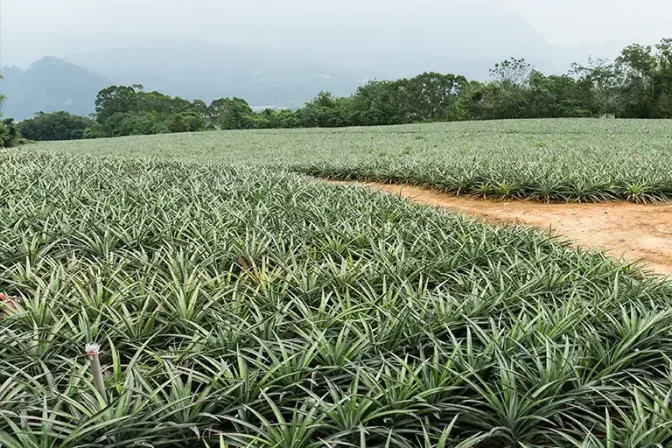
<box><xmin>1</xmin><ymin>0</ymin><xmax>669</xmax><ymax>68</ymax></box>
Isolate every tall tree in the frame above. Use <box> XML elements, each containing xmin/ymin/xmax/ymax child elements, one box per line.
<box><xmin>19</xmin><ymin>111</ymin><xmax>95</xmax><ymax>140</ymax></box>
<box><xmin>571</xmin><ymin>58</ymin><xmax>622</xmax><ymax>116</ymax></box>
<box><xmin>615</xmin><ymin>44</ymin><xmax>657</xmax><ymax>117</ymax></box>
<box><xmin>208</xmin><ymin>98</ymin><xmax>254</xmax><ymax>129</ymax></box>
<box><xmin>95</xmin><ymin>86</ymin><xmax>139</xmax><ymax>124</ymax></box>
<box><xmin>0</xmin><ymin>94</ymin><xmax>22</xmax><ymax>147</ymax></box>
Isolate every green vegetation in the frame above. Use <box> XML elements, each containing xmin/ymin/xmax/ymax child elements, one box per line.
<box><xmin>3</xmin><ymin>33</ymin><xmax>672</xmax><ymax>444</ymax></box>
<box><xmin>0</xmin><ymin>94</ymin><xmax>23</xmax><ymax>147</ymax></box>
<box><xmin>34</xmin><ymin>118</ymin><xmax>672</xmax><ymax>202</ymax></box>
<box><xmin>12</xmin><ymin>38</ymin><xmax>672</xmax><ymax>141</ymax></box>
<box><xmin>18</xmin><ymin>111</ymin><xmax>96</xmax><ymax>141</ymax></box>
<box><xmin>2</xmin><ymin>145</ymin><xmax>672</xmax><ymax>446</ymax></box>
<box><xmin>0</xmin><ymin>117</ymin><xmax>21</xmax><ymax>148</ymax></box>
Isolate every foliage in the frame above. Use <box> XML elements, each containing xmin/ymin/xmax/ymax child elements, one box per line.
<box><xmin>30</xmin><ymin>118</ymin><xmax>672</xmax><ymax>203</ymax></box>
<box><xmin>17</xmin><ymin>37</ymin><xmax>672</xmax><ymax>142</ymax></box>
<box><xmin>18</xmin><ymin>111</ymin><xmax>95</xmax><ymax>141</ymax></box>
<box><xmin>295</xmin><ymin>119</ymin><xmax>672</xmax><ymax>203</ymax></box>
<box><xmin>0</xmin><ymin>118</ymin><xmax>22</xmax><ymax>147</ymax></box>
<box><xmin>104</xmin><ymin>111</ymin><xmax>171</xmax><ymax>137</ymax></box>
<box><xmin>251</xmin><ymin>108</ymin><xmax>301</xmax><ymax>129</ymax></box>
<box><xmin>208</xmin><ymin>97</ymin><xmax>254</xmax><ymax>129</ymax></box>
<box><xmin>2</xmin><ymin>148</ymin><xmax>672</xmax><ymax>446</ymax></box>
<box><xmin>575</xmin><ymin>39</ymin><xmax>672</xmax><ymax>118</ymax></box>
<box><xmin>352</xmin><ymin>73</ymin><xmax>469</xmax><ymax>125</ymax></box>
<box><xmin>167</xmin><ymin>111</ymin><xmax>206</xmax><ymax>133</ymax></box>
<box><xmin>297</xmin><ymin>91</ymin><xmax>355</xmax><ymax>127</ymax></box>
<box><xmin>94</xmin><ymin>85</ymin><xmax>140</xmax><ymax>124</ymax></box>
<box><xmin>82</xmin><ymin>122</ymin><xmax>105</xmax><ymax>139</ymax></box>
<box><xmin>92</xmin><ymin>86</ymin><xmax>206</xmax><ymax>138</ymax></box>
<box><xmin>0</xmin><ymin>94</ymin><xmax>24</xmax><ymax>147</ymax></box>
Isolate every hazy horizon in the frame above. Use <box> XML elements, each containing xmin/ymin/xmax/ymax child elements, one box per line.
<box><xmin>2</xmin><ymin>0</ymin><xmax>671</xmax><ymax>69</ymax></box>
<box><xmin>2</xmin><ymin>0</ymin><xmax>670</xmax><ymax>120</ymax></box>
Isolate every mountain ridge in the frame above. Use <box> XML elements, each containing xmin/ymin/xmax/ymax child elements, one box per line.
<box><xmin>0</xmin><ymin>25</ymin><xmax>631</xmax><ymax>121</ymax></box>
<box><xmin>0</xmin><ymin>57</ymin><xmax>111</xmax><ymax>120</ymax></box>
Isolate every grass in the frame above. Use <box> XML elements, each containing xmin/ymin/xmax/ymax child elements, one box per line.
<box><xmin>2</xmin><ymin>119</ymin><xmax>672</xmax><ymax>446</ymax></box>
<box><xmin>31</xmin><ymin>118</ymin><xmax>672</xmax><ymax>202</ymax></box>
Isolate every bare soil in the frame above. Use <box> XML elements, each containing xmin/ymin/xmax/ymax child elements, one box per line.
<box><xmin>333</xmin><ymin>181</ymin><xmax>672</xmax><ymax>277</ymax></box>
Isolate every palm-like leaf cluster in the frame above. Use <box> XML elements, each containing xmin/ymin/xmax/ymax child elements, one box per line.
<box><xmin>296</xmin><ymin>119</ymin><xmax>672</xmax><ymax>203</ymax></box>
<box><xmin>32</xmin><ymin>118</ymin><xmax>672</xmax><ymax>203</ymax></box>
<box><xmin>2</xmin><ymin>150</ymin><xmax>672</xmax><ymax>447</ymax></box>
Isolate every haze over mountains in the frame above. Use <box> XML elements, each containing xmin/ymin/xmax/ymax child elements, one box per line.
<box><xmin>0</xmin><ymin>1</ymin><xmax>642</xmax><ymax>120</ymax></box>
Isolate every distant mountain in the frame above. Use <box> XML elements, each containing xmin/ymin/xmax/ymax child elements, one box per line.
<box><xmin>0</xmin><ymin>7</ymin><xmax>635</xmax><ymax>121</ymax></box>
<box><xmin>64</xmin><ymin>40</ymin><xmax>364</xmax><ymax>109</ymax></box>
<box><xmin>0</xmin><ymin>57</ymin><xmax>111</xmax><ymax>120</ymax></box>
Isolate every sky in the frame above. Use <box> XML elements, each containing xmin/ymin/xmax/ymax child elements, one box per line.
<box><xmin>508</xmin><ymin>0</ymin><xmax>672</xmax><ymax>46</ymax></box>
<box><xmin>1</xmin><ymin>0</ymin><xmax>671</xmax><ymax>66</ymax></box>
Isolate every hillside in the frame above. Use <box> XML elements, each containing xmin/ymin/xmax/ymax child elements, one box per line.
<box><xmin>0</xmin><ymin>57</ymin><xmax>110</xmax><ymax>120</ymax></box>
<box><xmin>65</xmin><ymin>41</ymin><xmax>363</xmax><ymax>108</ymax></box>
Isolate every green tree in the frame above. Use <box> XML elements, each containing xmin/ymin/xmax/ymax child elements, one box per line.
<box><xmin>94</xmin><ymin>86</ymin><xmax>139</xmax><ymax>124</ymax></box>
<box><xmin>0</xmin><ymin>118</ymin><xmax>20</xmax><ymax>147</ymax></box>
<box><xmin>490</xmin><ymin>58</ymin><xmax>534</xmax><ymax>86</ymax></box>
<box><xmin>467</xmin><ymin>58</ymin><xmax>537</xmax><ymax>119</ymax></box>
<box><xmin>33</xmin><ymin>37</ymin><xmax>672</xmax><ymax>139</ymax></box>
<box><xmin>167</xmin><ymin>112</ymin><xmax>206</xmax><ymax>133</ymax></box>
<box><xmin>100</xmin><ymin>111</ymin><xmax>166</xmax><ymax>137</ymax></box>
<box><xmin>352</xmin><ymin>80</ymin><xmax>406</xmax><ymax>126</ymax></box>
<box><xmin>527</xmin><ymin>72</ymin><xmax>595</xmax><ymax>118</ymax></box>
<box><xmin>83</xmin><ymin>123</ymin><xmax>105</xmax><ymax>139</ymax></box>
<box><xmin>448</xmin><ymin>80</ymin><xmax>484</xmax><ymax>120</ymax></box>
<box><xmin>18</xmin><ymin>111</ymin><xmax>95</xmax><ymax>141</ymax></box>
<box><xmin>615</xmin><ymin>44</ymin><xmax>657</xmax><ymax>117</ymax></box>
<box><xmin>191</xmin><ymin>100</ymin><xmax>210</xmax><ymax>121</ymax></box>
<box><xmin>298</xmin><ymin>91</ymin><xmax>354</xmax><ymax>127</ymax></box>
<box><xmin>0</xmin><ymin>94</ymin><xmax>22</xmax><ymax>147</ymax></box>
<box><xmin>397</xmin><ymin>72</ymin><xmax>469</xmax><ymax>122</ymax></box>
<box><xmin>654</xmin><ymin>38</ymin><xmax>672</xmax><ymax>117</ymax></box>
<box><xmin>208</xmin><ymin>97</ymin><xmax>254</xmax><ymax>129</ymax></box>
<box><xmin>572</xmin><ymin>58</ymin><xmax>622</xmax><ymax>116</ymax></box>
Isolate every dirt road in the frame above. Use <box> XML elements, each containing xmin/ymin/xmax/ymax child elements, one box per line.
<box><xmin>335</xmin><ymin>181</ymin><xmax>672</xmax><ymax>276</ymax></box>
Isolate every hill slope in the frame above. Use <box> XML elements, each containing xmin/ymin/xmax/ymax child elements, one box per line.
<box><xmin>65</xmin><ymin>41</ymin><xmax>363</xmax><ymax>108</ymax></box>
<box><xmin>0</xmin><ymin>57</ymin><xmax>111</xmax><ymax>120</ymax></box>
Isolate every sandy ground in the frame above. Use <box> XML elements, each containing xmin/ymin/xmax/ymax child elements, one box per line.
<box><xmin>333</xmin><ymin>181</ymin><xmax>672</xmax><ymax>277</ymax></box>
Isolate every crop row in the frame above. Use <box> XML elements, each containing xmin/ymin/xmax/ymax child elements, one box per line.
<box><xmin>1</xmin><ymin>151</ymin><xmax>672</xmax><ymax>446</ymax></box>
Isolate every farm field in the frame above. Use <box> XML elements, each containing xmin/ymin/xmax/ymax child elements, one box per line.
<box><xmin>2</xmin><ymin>119</ymin><xmax>672</xmax><ymax>446</ymax></box>
<box><xmin>341</xmin><ymin>181</ymin><xmax>672</xmax><ymax>275</ymax></box>
<box><xmin>33</xmin><ymin>118</ymin><xmax>672</xmax><ymax>202</ymax></box>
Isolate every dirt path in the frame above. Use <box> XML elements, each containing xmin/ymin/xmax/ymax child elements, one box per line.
<box><xmin>333</xmin><ymin>181</ymin><xmax>672</xmax><ymax>276</ymax></box>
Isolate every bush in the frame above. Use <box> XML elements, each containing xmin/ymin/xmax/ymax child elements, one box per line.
<box><xmin>83</xmin><ymin>123</ymin><xmax>105</xmax><ymax>139</ymax></box>
<box><xmin>18</xmin><ymin>111</ymin><xmax>95</xmax><ymax>141</ymax></box>
<box><xmin>167</xmin><ymin>112</ymin><xmax>205</xmax><ymax>133</ymax></box>
<box><xmin>0</xmin><ymin>118</ymin><xmax>23</xmax><ymax>147</ymax></box>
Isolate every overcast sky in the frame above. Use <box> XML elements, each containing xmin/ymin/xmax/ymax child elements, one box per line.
<box><xmin>2</xmin><ymin>0</ymin><xmax>671</xmax><ymax>66</ymax></box>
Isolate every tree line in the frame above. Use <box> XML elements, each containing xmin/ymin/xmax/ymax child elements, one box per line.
<box><xmin>11</xmin><ymin>38</ymin><xmax>672</xmax><ymax>142</ymax></box>
<box><xmin>0</xmin><ymin>94</ymin><xmax>25</xmax><ymax>147</ymax></box>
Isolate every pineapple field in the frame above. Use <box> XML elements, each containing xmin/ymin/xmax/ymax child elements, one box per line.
<box><xmin>2</xmin><ymin>118</ymin><xmax>672</xmax><ymax>447</ymax></box>
<box><xmin>35</xmin><ymin>118</ymin><xmax>672</xmax><ymax>202</ymax></box>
